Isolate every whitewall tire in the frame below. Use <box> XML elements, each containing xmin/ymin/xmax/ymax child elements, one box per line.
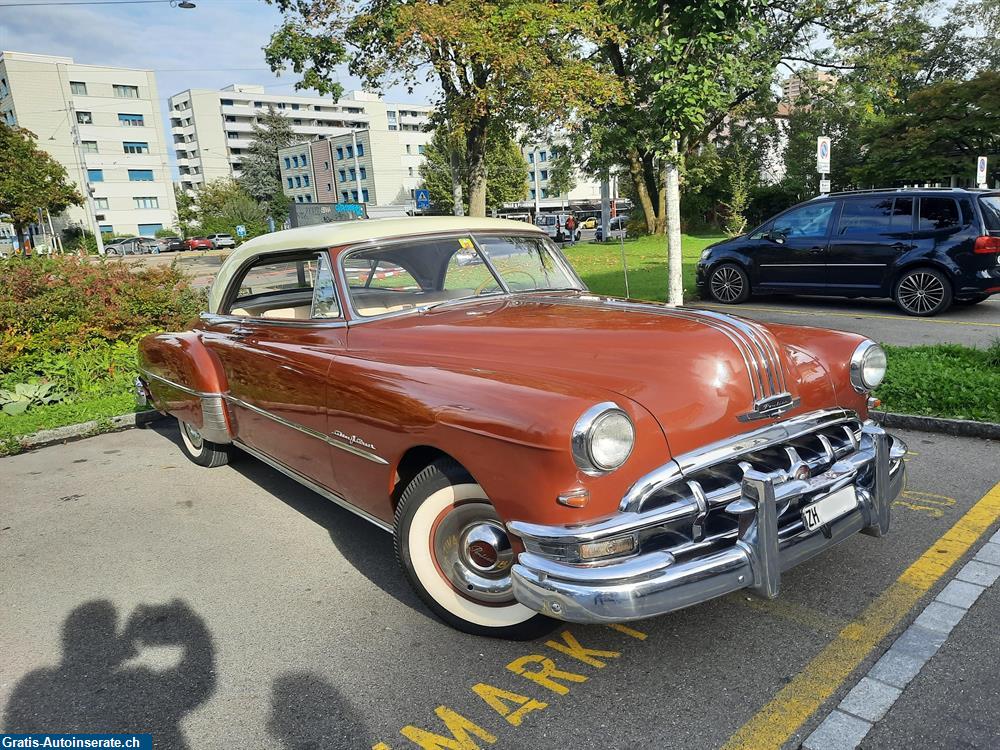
<box><xmin>177</xmin><ymin>417</ymin><xmax>231</xmax><ymax>468</ymax></box>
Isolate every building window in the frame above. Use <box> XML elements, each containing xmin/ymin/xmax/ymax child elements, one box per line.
<box><xmin>134</xmin><ymin>197</ymin><xmax>159</xmax><ymax>209</ymax></box>
<box><xmin>0</xmin><ymin>78</ymin><xmax>9</xmax><ymax>98</ymax></box>
<box><xmin>1</xmin><ymin>110</ymin><xmax>14</xmax><ymax>127</ymax></box>
<box><xmin>295</xmin><ymin>176</ymin><xmax>302</xmax><ymax>188</ymax></box>
<box><xmin>323</xmin><ymin>161</ymin><xmax>329</xmax><ymax>170</ymax></box>
<box><xmin>284</xmin><ymin>157</ymin><xmax>291</xmax><ymax>169</ymax></box>
<box><xmin>296</xmin><ymin>196</ymin><xmax>303</xmax><ymax>203</ymax></box>
<box><xmin>541</xmin><ymin>188</ymin><xmax>549</xmax><ymax>198</ymax></box>
<box><xmin>406</xmin><ymin>144</ymin><xmax>411</xmax><ymax>155</ymax></box>
<box><xmin>530</xmin><ymin>188</ymin><xmax>536</xmax><ymax>200</ymax></box>
<box><xmin>301</xmin><ymin>153</ymin><xmax>307</xmax><ymax>166</ymax></box>
<box><xmin>408</xmin><ymin>167</ymin><xmax>414</xmax><ymax>177</ymax></box>
<box><xmin>418</xmin><ymin>145</ymin><xmax>425</xmax><ymax>155</ymax></box>
<box><xmin>359</xmin><ymin>167</ymin><xmax>367</xmax><ymax>180</ymax></box>
<box><xmin>81</xmin><ymin>141</ymin><xmax>98</xmax><ymax>153</ymax></box>
<box><xmin>351</xmin><ymin>190</ymin><xmax>359</xmax><ymax>201</ymax></box>
<box><xmin>336</xmin><ymin>147</ymin><xmax>344</xmax><ymax>160</ymax></box>
<box><xmin>326</xmin><ymin>183</ymin><xmax>332</xmax><ymax>192</ymax></box>
<box><xmin>94</xmin><ymin>198</ymin><xmax>109</xmax><ymax>209</ymax></box>
<box><xmin>387</xmin><ymin>110</ymin><xmax>397</xmax><ymax>130</ymax></box>
<box><xmin>137</xmin><ymin>223</ymin><xmax>163</xmax><ymax>236</ymax></box>
<box><xmin>341</xmin><ymin>191</ymin><xmax>349</xmax><ymax>202</ymax></box>
<box><xmin>293</xmin><ymin>119</ymin><xmax>302</xmax><ymax>125</ymax></box>
<box><xmin>287</xmin><ymin>177</ymin><xmax>294</xmax><ymax>188</ymax></box>
<box><xmin>227</xmin><ymin>132</ymin><xmax>239</xmax><ymax>139</ymax></box>
<box><xmin>114</xmin><ymin>84</ymin><xmax>139</xmax><ymax>99</ymax></box>
<box><xmin>128</xmin><ymin>169</ymin><xmax>154</xmax><ymax>181</ymax></box>
<box><xmin>87</xmin><ymin>169</ymin><xmax>104</xmax><ymax>182</ymax></box>
<box><xmin>348</xmin><ymin>168</ymin><xmax>356</xmax><ymax>181</ymax></box>
<box><xmin>99</xmin><ymin>225</ymin><xmax>114</xmax><ymax>235</ymax></box>
<box><xmin>539</xmin><ymin>151</ymin><xmax>547</xmax><ymax>162</ymax></box>
<box><xmin>346</xmin><ymin>145</ymin><xmax>354</xmax><ymax>158</ymax></box>
<box><xmin>225</xmin><ymin>115</ymin><xmax>236</xmax><ymax>122</ymax></box>
<box><xmin>118</xmin><ymin>113</ymin><xmax>144</xmax><ymax>126</ymax></box>
<box><xmin>253</xmin><ymin>101</ymin><xmax>263</xmax><ymax>107</ymax></box>
<box><xmin>303</xmin><ymin>175</ymin><xmax>310</xmax><ymax>187</ymax></box>
<box><xmin>291</xmin><ymin>103</ymin><xmax>300</xmax><ymax>110</ymax></box>
<box><xmin>339</xmin><ymin>169</ymin><xmax>347</xmax><ymax>182</ymax></box>
<box><xmin>305</xmin><ymin>194</ymin><xmax>313</xmax><ymax>203</ymax></box>
<box><xmin>293</xmin><ymin>155</ymin><xmax>299</xmax><ymax>167</ymax></box>
<box><xmin>231</xmin><ymin>148</ymin><xmax>241</xmax><ymax>155</ymax></box>
<box><xmin>123</xmin><ymin>141</ymin><xmax>149</xmax><ymax>154</ymax></box>
<box><xmin>76</xmin><ymin>111</ymin><xmax>92</xmax><ymax>125</ymax></box>
<box><xmin>361</xmin><ymin>188</ymin><xmax>369</xmax><ymax>202</ymax></box>
<box><xmin>220</xmin><ymin>98</ymin><xmax>234</xmax><ymax>106</ymax></box>
<box><xmin>540</xmin><ymin>170</ymin><xmax>548</xmax><ymax>180</ymax></box>
<box><xmin>356</xmin><ymin>143</ymin><xmax>364</xmax><ymax>156</ymax></box>
<box><xmin>528</xmin><ymin>152</ymin><xmax>534</xmax><ymax>163</ymax></box>
<box><xmin>70</xmin><ymin>81</ymin><xmax>87</xmax><ymax>95</ymax></box>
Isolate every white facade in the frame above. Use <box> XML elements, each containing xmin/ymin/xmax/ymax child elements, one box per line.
<box><xmin>0</xmin><ymin>51</ymin><xmax>177</xmax><ymax>238</ymax></box>
<box><xmin>167</xmin><ymin>84</ymin><xmax>433</xmax><ymax>193</ymax></box>
<box><xmin>510</xmin><ymin>140</ymin><xmax>602</xmax><ymax>212</ymax></box>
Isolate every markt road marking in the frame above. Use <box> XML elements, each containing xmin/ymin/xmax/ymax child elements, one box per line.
<box><xmin>700</xmin><ymin>303</ymin><xmax>1000</xmax><ymax>329</ymax></box>
<box><xmin>722</xmin><ymin>480</ymin><xmax>1000</xmax><ymax>750</ymax></box>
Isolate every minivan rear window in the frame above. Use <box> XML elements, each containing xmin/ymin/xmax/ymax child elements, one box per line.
<box><xmin>918</xmin><ymin>197</ymin><xmax>960</xmax><ymax>231</ymax></box>
<box><xmin>980</xmin><ymin>196</ymin><xmax>1000</xmax><ymax>232</ymax></box>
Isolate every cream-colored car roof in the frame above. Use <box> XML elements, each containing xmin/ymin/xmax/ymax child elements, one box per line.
<box><xmin>207</xmin><ymin>216</ymin><xmax>544</xmax><ymax>314</ymax></box>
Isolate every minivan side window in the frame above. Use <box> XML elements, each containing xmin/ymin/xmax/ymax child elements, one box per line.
<box><xmin>835</xmin><ymin>197</ymin><xmax>912</xmax><ymax>235</ymax></box>
<box><xmin>918</xmin><ymin>197</ymin><xmax>960</xmax><ymax>231</ymax></box>
<box><xmin>773</xmin><ymin>203</ymin><xmax>834</xmax><ymax>240</ymax></box>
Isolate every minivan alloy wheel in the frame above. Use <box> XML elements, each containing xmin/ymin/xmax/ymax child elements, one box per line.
<box><xmin>709</xmin><ymin>264</ymin><xmax>750</xmax><ymax>304</ymax></box>
<box><xmin>896</xmin><ymin>270</ymin><xmax>949</xmax><ymax>315</ymax></box>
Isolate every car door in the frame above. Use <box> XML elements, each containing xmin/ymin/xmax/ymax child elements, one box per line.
<box><xmin>751</xmin><ymin>201</ymin><xmax>835</xmax><ymax>288</ymax></box>
<box><xmin>201</xmin><ymin>250</ymin><xmax>346</xmax><ymax>490</ymax></box>
<box><xmin>825</xmin><ymin>196</ymin><xmax>914</xmax><ymax>291</ymax></box>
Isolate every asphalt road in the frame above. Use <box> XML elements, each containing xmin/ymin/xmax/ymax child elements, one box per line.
<box><xmin>698</xmin><ymin>295</ymin><xmax>1000</xmax><ymax>348</ymax></box>
<box><xmin>2</xmin><ymin>423</ymin><xmax>999</xmax><ymax>749</ymax></box>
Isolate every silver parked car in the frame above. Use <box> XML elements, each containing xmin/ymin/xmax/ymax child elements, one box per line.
<box><xmin>207</xmin><ymin>233</ymin><xmax>236</xmax><ymax>249</ymax></box>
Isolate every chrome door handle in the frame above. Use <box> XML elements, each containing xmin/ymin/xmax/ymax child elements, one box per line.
<box><xmin>231</xmin><ymin>326</ymin><xmax>254</xmax><ymax>337</ymax></box>
<box><xmin>808</xmin><ymin>247</ymin><xmax>824</xmax><ymax>254</ymax></box>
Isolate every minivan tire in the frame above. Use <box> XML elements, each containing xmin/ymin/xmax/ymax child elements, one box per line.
<box><xmin>707</xmin><ymin>263</ymin><xmax>751</xmax><ymax>304</ymax></box>
<box><xmin>893</xmin><ymin>267</ymin><xmax>953</xmax><ymax>317</ymax></box>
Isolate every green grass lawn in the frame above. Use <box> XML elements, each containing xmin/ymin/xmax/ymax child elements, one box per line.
<box><xmin>565</xmin><ymin>233</ymin><xmax>726</xmax><ymax>301</ymax></box>
<box><xmin>0</xmin><ymin>392</ymin><xmax>140</xmax><ymax>454</ymax></box>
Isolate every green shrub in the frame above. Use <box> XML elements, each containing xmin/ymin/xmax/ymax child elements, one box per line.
<box><xmin>0</xmin><ymin>380</ymin><xmax>66</xmax><ymax>415</ymax></box>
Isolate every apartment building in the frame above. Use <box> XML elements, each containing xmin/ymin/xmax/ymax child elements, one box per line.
<box><xmin>511</xmin><ymin>141</ymin><xmax>602</xmax><ymax>212</ymax></box>
<box><xmin>0</xmin><ymin>51</ymin><xmax>176</xmax><ymax>238</ymax></box>
<box><xmin>781</xmin><ymin>70</ymin><xmax>837</xmax><ymax>108</ymax></box>
<box><xmin>279</xmin><ymin>127</ymin><xmax>431</xmax><ymax>209</ymax></box>
<box><xmin>167</xmin><ymin>84</ymin><xmax>432</xmax><ymax>193</ymax></box>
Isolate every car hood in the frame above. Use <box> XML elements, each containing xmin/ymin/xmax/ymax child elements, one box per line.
<box><xmin>348</xmin><ymin>293</ymin><xmax>851</xmax><ymax>456</ymax></box>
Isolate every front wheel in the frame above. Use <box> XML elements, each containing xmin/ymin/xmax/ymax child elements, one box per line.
<box><xmin>894</xmin><ymin>268</ymin><xmax>952</xmax><ymax>316</ymax></box>
<box><xmin>177</xmin><ymin>417</ymin><xmax>231</xmax><ymax>467</ymax></box>
<box><xmin>394</xmin><ymin>459</ymin><xmax>557</xmax><ymax>639</ymax></box>
<box><xmin>707</xmin><ymin>263</ymin><xmax>751</xmax><ymax>304</ymax></box>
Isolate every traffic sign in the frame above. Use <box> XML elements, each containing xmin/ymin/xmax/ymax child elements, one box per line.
<box><xmin>816</xmin><ymin>136</ymin><xmax>831</xmax><ymax>174</ymax></box>
<box><xmin>977</xmin><ymin>156</ymin><xmax>988</xmax><ymax>187</ymax></box>
<box><xmin>819</xmin><ymin>179</ymin><xmax>831</xmax><ymax>195</ymax></box>
<box><xmin>236</xmin><ymin>224</ymin><xmax>247</xmax><ymax>238</ymax></box>
<box><xmin>415</xmin><ymin>189</ymin><xmax>431</xmax><ymax>210</ymax></box>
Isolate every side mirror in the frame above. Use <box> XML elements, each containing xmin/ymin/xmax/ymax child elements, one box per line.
<box><xmin>768</xmin><ymin>230</ymin><xmax>786</xmax><ymax>244</ymax></box>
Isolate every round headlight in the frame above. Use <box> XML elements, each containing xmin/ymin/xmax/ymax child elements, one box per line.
<box><xmin>572</xmin><ymin>403</ymin><xmax>635</xmax><ymax>475</ymax></box>
<box><xmin>850</xmin><ymin>341</ymin><xmax>887</xmax><ymax>393</ymax></box>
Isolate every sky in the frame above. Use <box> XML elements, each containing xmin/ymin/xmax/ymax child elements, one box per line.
<box><xmin>0</xmin><ymin>0</ymin><xmax>436</xmax><ymax>167</ymax></box>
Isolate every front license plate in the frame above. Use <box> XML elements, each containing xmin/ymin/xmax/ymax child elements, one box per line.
<box><xmin>801</xmin><ymin>486</ymin><xmax>858</xmax><ymax>532</ymax></box>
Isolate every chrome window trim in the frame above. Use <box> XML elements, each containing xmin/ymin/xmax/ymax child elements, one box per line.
<box><xmin>199</xmin><ymin>312</ymin><xmax>348</xmax><ymax>330</ymax></box>
<box><xmin>223</xmin><ymin>394</ymin><xmax>388</xmax><ymax>465</ymax></box>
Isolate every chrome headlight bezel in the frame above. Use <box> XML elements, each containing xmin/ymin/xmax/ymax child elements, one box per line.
<box><xmin>572</xmin><ymin>402</ymin><xmax>635</xmax><ymax>475</ymax></box>
<box><xmin>850</xmin><ymin>340</ymin><xmax>887</xmax><ymax>393</ymax></box>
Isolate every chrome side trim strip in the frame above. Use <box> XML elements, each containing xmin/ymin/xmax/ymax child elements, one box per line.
<box><xmin>223</xmin><ymin>395</ymin><xmax>389</xmax><ymax>465</ymax></box>
<box><xmin>140</xmin><ymin>370</ymin><xmax>215</xmax><ymax>399</ymax></box>
<box><xmin>233</xmin><ymin>440</ymin><xmax>393</xmax><ymax>532</ymax></box>
<box><xmin>138</xmin><ymin>370</ymin><xmax>231</xmax><ymax>443</ymax></box>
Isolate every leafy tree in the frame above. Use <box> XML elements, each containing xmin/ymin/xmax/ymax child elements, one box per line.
<box><xmin>546</xmin><ymin>145</ymin><xmax>577</xmax><ymax>199</ymax></box>
<box><xmin>0</xmin><ymin>124</ymin><xmax>82</xmax><ymax>252</ymax></box>
<box><xmin>261</xmin><ymin>0</ymin><xmax>612</xmax><ymax>216</ymax></box>
<box><xmin>194</xmin><ymin>179</ymin><xmax>268</xmax><ymax>240</ymax></box>
<box><xmin>173</xmin><ymin>184</ymin><xmax>197</xmax><ymax>237</ymax></box>
<box><xmin>420</xmin><ymin>127</ymin><xmax>528</xmax><ymax>214</ymax></box>
<box><xmin>238</xmin><ymin>106</ymin><xmax>296</xmax><ymax>223</ymax></box>
<box><xmin>853</xmin><ymin>71</ymin><xmax>1000</xmax><ymax>186</ymax></box>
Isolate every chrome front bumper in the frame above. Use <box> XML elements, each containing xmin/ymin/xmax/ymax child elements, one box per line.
<box><xmin>509</xmin><ymin>421</ymin><xmax>906</xmax><ymax>623</ymax></box>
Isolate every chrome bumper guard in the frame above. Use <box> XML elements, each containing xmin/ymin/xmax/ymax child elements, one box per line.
<box><xmin>509</xmin><ymin>421</ymin><xmax>906</xmax><ymax>623</ymax></box>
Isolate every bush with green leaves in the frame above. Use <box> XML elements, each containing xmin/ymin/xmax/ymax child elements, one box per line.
<box><xmin>0</xmin><ymin>380</ymin><xmax>66</xmax><ymax>415</ymax></box>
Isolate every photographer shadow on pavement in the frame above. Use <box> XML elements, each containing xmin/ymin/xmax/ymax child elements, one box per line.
<box><xmin>267</xmin><ymin>672</ymin><xmax>372</xmax><ymax>750</ymax></box>
<box><xmin>3</xmin><ymin>599</ymin><xmax>215</xmax><ymax>749</ymax></box>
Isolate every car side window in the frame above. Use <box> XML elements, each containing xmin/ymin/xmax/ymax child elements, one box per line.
<box><xmin>836</xmin><ymin>198</ymin><xmax>895</xmax><ymax>235</ymax></box>
<box><xmin>772</xmin><ymin>203</ymin><xmax>834</xmax><ymax>240</ymax></box>
<box><xmin>443</xmin><ymin>245</ymin><xmax>496</xmax><ymax>293</ymax></box>
<box><xmin>749</xmin><ymin>222</ymin><xmax>772</xmax><ymax>240</ymax></box>
<box><xmin>310</xmin><ymin>254</ymin><xmax>341</xmax><ymax>319</ymax></box>
<box><xmin>226</xmin><ymin>252</ymin><xmax>326</xmax><ymax>320</ymax></box>
<box><xmin>918</xmin><ymin>198</ymin><xmax>960</xmax><ymax>231</ymax></box>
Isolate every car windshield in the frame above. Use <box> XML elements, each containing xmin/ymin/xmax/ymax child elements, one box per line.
<box><xmin>344</xmin><ymin>233</ymin><xmax>582</xmax><ymax>317</ymax></box>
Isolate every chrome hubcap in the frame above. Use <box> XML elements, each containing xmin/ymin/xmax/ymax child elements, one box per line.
<box><xmin>432</xmin><ymin>505</ymin><xmax>515</xmax><ymax>604</ymax></box>
<box><xmin>182</xmin><ymin>421</ymin><xmax>204</xmax><ymax>450</ymax></box>
<box><xmin>711</xmin><ymin>267</ymin><xmax>744</xmax><ymax>302</ymax></box>
<box><xmin>898</xmin><ymin>272</ymin><xmax>945</xmax><ymax>314</ymax></box>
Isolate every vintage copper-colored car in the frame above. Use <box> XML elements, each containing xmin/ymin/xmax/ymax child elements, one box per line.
<box><xmin>137</xmin><ymin>217</ymin><xmax>906</xmax><ymax>639</ymax></box>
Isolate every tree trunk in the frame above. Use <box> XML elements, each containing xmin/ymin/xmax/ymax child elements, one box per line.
<box><xmin>627</xmin><ymin>149</ymin><xmax>657</xmax><ymax>234</ymax></box>
<box><xmin>466</xmin><ymin>122</ymin><xmax>488</xmax><ymax>217</ymax></box>
<box><xmin>449</xmin><ymin>146</ymin><xmax>464</xmax><ymax>217</ymax></box>
<box><xmin>665</xmin><ymin>139</ymin><xmax>684</xmax><ymax>307</ymax></box>
<box><xmin>14</xmin><ymin>223</ymin><xmax>27</xmax><ymax>257</ymax></box>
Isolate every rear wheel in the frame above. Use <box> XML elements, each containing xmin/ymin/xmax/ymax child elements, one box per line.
<box><xmin>707</xmin><ymin>263</ymin><xmax>751</xmax><ymax>304</ymax></box>
<box><xmin>177</xmin><ymin>417</ymin><xmax>231</xmax><ymax>467</ymax></box>
<box><xmin>394</xmin><ymin>459</ymin><xmax>556</xmax><ymax>639</ymax></box>
<box><xmin>894</xmin><ymin>268</ymin><xmax>952</xmax><ymax>316</ymax></box>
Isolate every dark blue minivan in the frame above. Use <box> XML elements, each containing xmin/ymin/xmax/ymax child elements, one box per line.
<box><xmin>696</xmin><ymin>188</ymin><xmax>1000</xmax><ymax>316</ymax></box>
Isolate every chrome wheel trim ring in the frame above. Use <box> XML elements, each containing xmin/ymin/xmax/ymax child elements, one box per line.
<box><xmin>181</xmin><ymin>421</ymin><xmax>204</xmax><ymax>451</ymax></box>
<box><xmin>431</xmin><ymin>502</ymin><xmax>516</xmax><ymax>605</ymax></box>
<box><xmin>898</xmin><ymin>272</ymin><xmax>945</xmax><ymax>314</ymax></box>
<box><xmin>711</xmin><ymin>266</ymin><xmax>744</xmax><ymax>302</ymax></box>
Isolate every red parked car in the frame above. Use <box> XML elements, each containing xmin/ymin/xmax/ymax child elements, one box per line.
<box><xmin>184</xmin><ymin>237</ymin><xmax>213</xmax><ymax>251</ymax></box>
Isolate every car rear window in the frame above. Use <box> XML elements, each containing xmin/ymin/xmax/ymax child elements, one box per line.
<box><xmin>918</xmin><ymin>197</ymin><xmax>960</xmax><ymax>230</ymax></box>
<box><xmin>979</xmin><ymin>196</ymin><xmax>1000</xmax><ymax>231</ymax></box>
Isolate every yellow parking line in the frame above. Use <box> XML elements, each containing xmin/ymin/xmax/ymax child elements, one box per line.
<box><xmin>722</xmin><ymin>480</ymin><xmax>1000</xmax><ymax>750</ymax></box>
<box><xmin>700</xmin><ymin>303</ymin><xmax>1000</xmax><ymax>328</ymax></box>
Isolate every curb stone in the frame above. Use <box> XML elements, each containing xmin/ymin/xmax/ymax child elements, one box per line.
<box><xmin>872</xmin><ymin>411</ymin><xmax>1000</xmax><ymax>440</ymax></box>
<box><xmin>7</xmin><ymin>410</ymin><xmax>165</xmax><ymax>454</ymax></box>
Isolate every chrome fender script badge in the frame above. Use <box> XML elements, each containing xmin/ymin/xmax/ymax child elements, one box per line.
<box><xmin>331</xmin><ymin>430</ymin><xmax>377</xmax><ymax>452</ymax></box>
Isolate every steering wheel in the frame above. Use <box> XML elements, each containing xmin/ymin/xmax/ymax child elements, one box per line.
<box><xmin>475</xmin><ymin>270</ymin><xmax>539</xmax><ymax>295</ymax></box>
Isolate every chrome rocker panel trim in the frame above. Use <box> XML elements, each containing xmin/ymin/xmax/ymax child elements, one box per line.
<box><xmin>509</xmin><ymin>422</ymin><xmax>905</xmax><ymax>623</ymax></box>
